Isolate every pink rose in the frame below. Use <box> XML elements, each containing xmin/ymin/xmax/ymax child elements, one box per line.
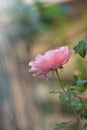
<box><xmin>29</xmin><ymin>46</ymin><xmax>73</xmax><ymax>79</ymax></box>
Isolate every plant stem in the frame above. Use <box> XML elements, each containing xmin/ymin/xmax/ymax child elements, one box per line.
<box><xmin>55</xmin><ymin>69</ymin><xmax>81</xmax><ymax>130</ymax></box>
<box><xmin>55</xmin><ymin>69</ymin><xmax>65</xmax><ymax>93</ymax></box>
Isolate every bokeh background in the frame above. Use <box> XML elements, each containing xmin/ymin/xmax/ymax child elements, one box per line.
<box><xmin>0</xmin><ymin>0</ymin><xmax>87</xmax><ymax>130</ymax></box>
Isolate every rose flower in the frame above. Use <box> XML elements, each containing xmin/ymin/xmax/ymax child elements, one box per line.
<box><xmin>29</xmin><ymin>46</ymin><xmax>73</xmax><ymax>79</ymax></box>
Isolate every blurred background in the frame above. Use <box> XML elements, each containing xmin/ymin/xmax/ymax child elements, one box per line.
<box><xmin>0</xmin><ymin>0</ymin><xmax>87</xmax><ymax>130</ymax></box>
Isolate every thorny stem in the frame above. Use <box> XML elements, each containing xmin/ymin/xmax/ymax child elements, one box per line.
<box><xmin>55</xmin><ymin>69</ymin><xmax>81</xmax><ymax>130</ymax></box>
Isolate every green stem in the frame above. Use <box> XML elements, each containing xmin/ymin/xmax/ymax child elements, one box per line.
<box><xmin>55</xmin><ymin>69</ymin><xmax>65</xmax><ymax>93</ymax></box>
<box><xmin>55</xmin><ymin>69</ymin><xmax>81</xmax><ymax>130</ymax></box>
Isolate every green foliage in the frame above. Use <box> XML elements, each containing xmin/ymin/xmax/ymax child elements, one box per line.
<box><xmin>73</xmin><ymin>40</ymin><xmax>87</xmax><ymax>58</ymax></box>
<box><xmin>59</xmin><ymin>80</ymin><xmax>87</xmax><ymax>104</ymax></box>
<box><xmin>36</xmin><ymin>1</ymin><xmax>69</xmax><ymax>28</ymax></box>
<box><xmin>71</xmin><ymin>101</ymin><xmax>82</xmax><ymax>111</ymax></box>
<box><xmin>50</xmin><ymin>121</ymin><xmax>70</xmax><ymax>130</ymax></box>
<box><xmin>77</xmin><ymin>80</ymin><xmax>87</xmax><ymax>86</ymax></box>
<box><xmin>59</xmin><ymin>92</ymin><xmax>69</xmax><ymax>103</ymax></box>
<box><xmin>71</xmin><ymin>80</ymin><xmax>87</xmax><ymax>93</ymax></box>
<box><xmin>74</xmin><ymin>80</ymin><xmax>85</xmax><ymax>91</ymax></box>
<box><xmin>69</xmin><ymin>124</ymin><xmax>78</xmax><ymax>130</ymax></box>
<box><xmin>66</xmin><ymin>79</ymin><xmax>87</xmax><ymax>119</ymax></box>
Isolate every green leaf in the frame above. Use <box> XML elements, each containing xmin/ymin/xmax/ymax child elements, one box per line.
<box><xmin>70</xmin><ymin>80</ymin><xmax>87</xmax><ymax>93</ymax></box>
<box><xmin>50</xmin><ymin>121</ymin><xmax>70</xmax><ymax>130</ymax></box>
<box><xmin>71</xmin><ymin>101</ymin><xmax>82</xmax><ymax>111</ymax></box>
<box><xmin>59</xmin><ymin>92</ymin><xmax>69</xmax><ymax>102</ymax></box>
<box><xmin>69</xmin><ymin>124</ymin><xmax>77</xmax><ymax>130</ymax></box>
<box><xmin>76</xmin><ymin>80</ymin><xmax>87</xmax><ymax>86</ymax></box>
<box><xmin>73</xmin><ymin>40</ymin><xmax>87</xmax><ymax>58</ymax></box>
